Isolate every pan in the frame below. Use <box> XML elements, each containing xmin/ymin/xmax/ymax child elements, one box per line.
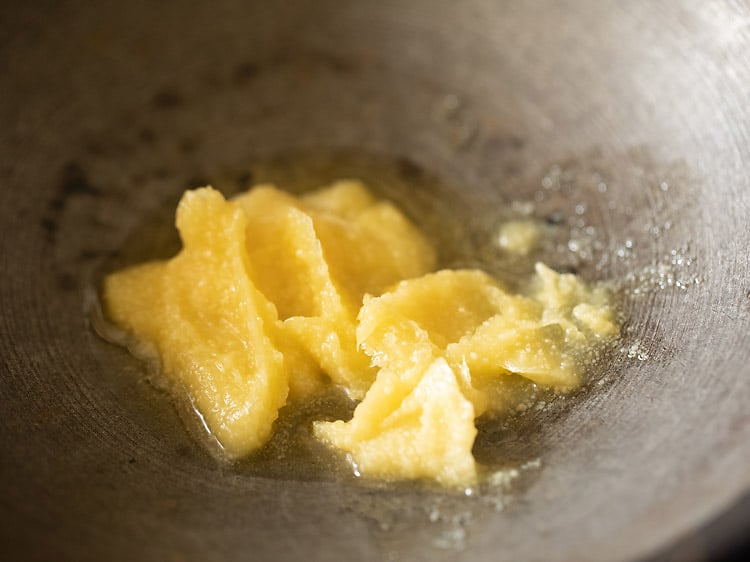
<box><xmin>2</xmin><ymin>1</ymin><xmax>749</xmax><ymax>560</ymax></box>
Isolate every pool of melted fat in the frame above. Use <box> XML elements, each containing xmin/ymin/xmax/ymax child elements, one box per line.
<box><xmin>94</xmin><ymin>150</ymin><xmax>624</xmax><ymax>487</ymax></box>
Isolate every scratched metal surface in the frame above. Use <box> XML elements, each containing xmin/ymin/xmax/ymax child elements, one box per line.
<box><xmin>1</xmin><ymin>1</ymin><xmax>750</xmax><ymax>561</ymax></box>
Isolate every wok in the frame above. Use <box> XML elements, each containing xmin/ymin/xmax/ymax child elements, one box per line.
<box><xmin>2</xmin><ymin>1</ymin><xmax>749</xmax><ymax>560</ymax></box>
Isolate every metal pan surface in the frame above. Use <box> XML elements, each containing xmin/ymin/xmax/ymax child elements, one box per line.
<box><xmin>2</xmin><ymin>1</ymin><xmax>749</xmax><ymax>560</ymax></box>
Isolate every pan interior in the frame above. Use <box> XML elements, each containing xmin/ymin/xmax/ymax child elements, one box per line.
<box><xmin>2</xmin><ymin>1</ymin><xmax>750</xmax><ymax>561</ymax></box>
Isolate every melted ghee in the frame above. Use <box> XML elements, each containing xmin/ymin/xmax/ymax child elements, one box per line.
<box><xmin>102</xmin><ymin>173</ymin><xmax>619</xmax><ymax>487</ymax></box>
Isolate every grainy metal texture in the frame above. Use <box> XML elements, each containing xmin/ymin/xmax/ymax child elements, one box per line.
<box><xmin>1</xmin><ymin>1</ymin><xmax>749</xmax><ymax>561</ymax></box>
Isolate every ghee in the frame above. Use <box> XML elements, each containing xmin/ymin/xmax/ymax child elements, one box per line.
<box><xmin>103</xmin><ymin>180</ymin><xmax>619</xmax><ymax>486</ymax></box>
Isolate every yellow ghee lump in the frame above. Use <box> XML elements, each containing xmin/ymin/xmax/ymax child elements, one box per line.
<box><xmin>496</xmin><ymin>219</ymin><xmax>543</xmax><ymax>255</ymax></box>
<box><xmin>103</xmin><ymin>180</ymin><xmax>619</xmax><ymax>485</ymax></box>
<box><xmin>104</xmin><ymin>188</ymin><xmax>287</xmax><ymax>456</ymax></box>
